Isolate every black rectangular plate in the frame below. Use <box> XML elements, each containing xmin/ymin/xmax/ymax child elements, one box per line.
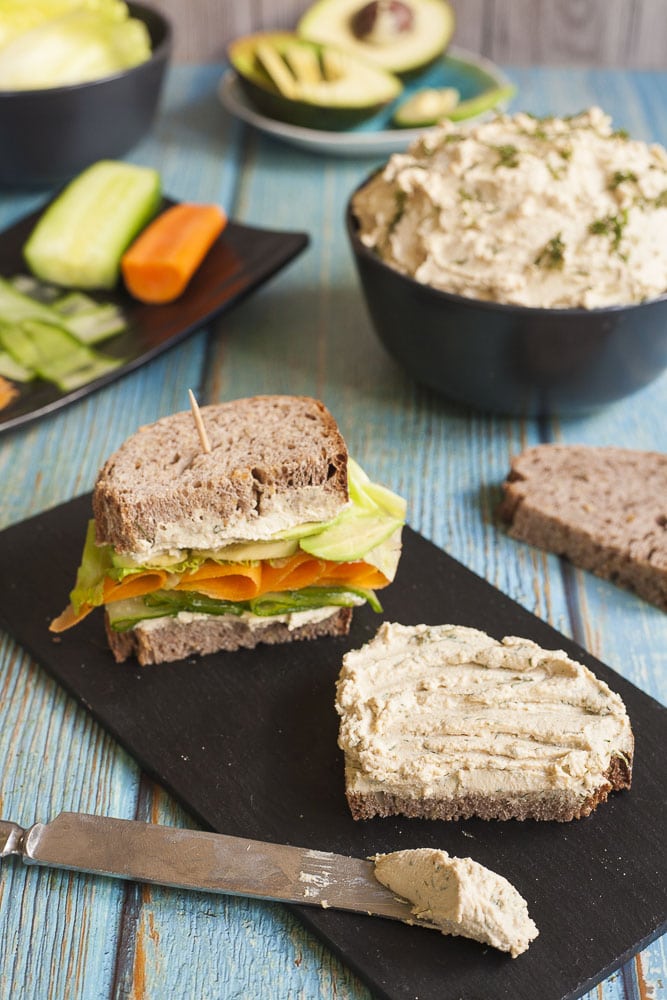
<box><xmin>0</xmin><ymin>495</ymin><xmax>665</xmax><ymax>1000</ymax></box>
<box><xmin>0</xmin><ymin>202</ymin><xmax>308</xmax><ymax>432</ymax></box>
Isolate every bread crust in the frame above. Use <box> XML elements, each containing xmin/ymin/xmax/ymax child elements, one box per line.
<box><xmin>93</xmin><ymin>395</ymin><xmax>349</xmax><ymax>554</ymax></box>
<box><xmin>105</xmin><ymin>607</ymin><xmax>353</xmax><ymax>666</ymax></box>
<box><xmin>499</xmin><ymin>444</ymin><xmax>667</xmax><ymax>611</ymax></box>
<box><xmin>345</xmin><ymin>753</ymin><xmax>633</xmax><ymax>822</ymax></box>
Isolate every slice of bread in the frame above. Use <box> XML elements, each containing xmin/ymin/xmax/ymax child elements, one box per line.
<box><xmin>106</xmin><ymin>607</ymin><xmax>353</xmax><ymax>665</ymax></box>
<box><xmin>336</xmin><ymin>623</ymin><xmax>633</xmax><ymax>822</ymax></box>
<box><xmin>93</xmin><ymin>395</ymin><xmax>349</xmax><ymax>556</ymax></box>
<box><xmin>499</xmin><ymin>444</ymin><xmax>667</xmax><ymax>611</ymax></box>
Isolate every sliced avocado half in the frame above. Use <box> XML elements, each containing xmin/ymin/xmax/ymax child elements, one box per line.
<box><xmin>393</xmin><ymin>83</ymin><xmax>516</xmax><ymax>127</ymax></box>
<box><xmin>298</xmin><ymin>0</ymin><xmax>455</xmax><ymax>78</ymax></box>
<box><xmin>229</xmin><ymin>31</ymin><xmax>402</xmax><ymax>130</ymax></box>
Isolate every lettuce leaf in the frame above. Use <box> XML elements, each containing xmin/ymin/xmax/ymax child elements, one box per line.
<box><xmin>69</xmin><ymin>519</ymin><xmax>110</xmax><ymax>612</ymax></box>
<box><xmin>0</xmin><ymin>2</ymin><xmax>151</xmax><ymax>90</ymax></box>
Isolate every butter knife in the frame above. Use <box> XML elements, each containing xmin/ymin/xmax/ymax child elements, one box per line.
<box><xmin>0</xmin><ymin>812</ymin><xmax>435</xmax><ymax>929</ymax></box>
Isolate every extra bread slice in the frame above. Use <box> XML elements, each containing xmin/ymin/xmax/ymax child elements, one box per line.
<box><xmin>93</xmin><ymin>395</ymin><xmax>349</xmax><ymax>556</ymax></box>
<box><xmin>336</xmin><ymin>623</ymin><xmax>633</xmax><ymax>822</ymax></box>
<box><xmin>499</xmin><ymin>444</ymin><xmax>667</xmax><ymax>611</ymax></box>
<box><xmin>106</xmin><ymin>607</ymin><xmax>353</xmax><ymax>666</ymax></box>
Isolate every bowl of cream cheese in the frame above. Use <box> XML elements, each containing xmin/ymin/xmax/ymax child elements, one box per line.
<box><xmin>346</xmin><ymin>107</ymin><xmax>667</xmax><ymax>415</ymax></box>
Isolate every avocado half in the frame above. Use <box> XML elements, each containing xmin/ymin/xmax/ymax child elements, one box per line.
<box><xmin>229</xmin><ymin>31</ymin><xmax>403</xmax><ymax>131</ymax></box>
<box><xmin>298</xmin><ymin>0</ymin><xmax>455</xmax><ymax>78</ymax></box>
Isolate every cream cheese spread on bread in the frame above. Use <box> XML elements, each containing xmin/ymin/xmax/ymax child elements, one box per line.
<box><xmin>373</xmin><ymin>849</ymin><xmax>538</xmax><ymax>957</ymax></box>
<box><xmin>137</xmin><ymin>605</ymin><xmax>350</xmax><ymax>633</ymax></box>
<box><xmin>353</xmin><ymin>107</ymin><xmax>667</xmax><ymax>308</ymax></box>
<box><xmin>113</xmin><ymin>489</ymin><xmax>347</xmax><ymax>560</ymax></box>
<box><xmin>336</xmin><ymin>623</ymin><xmax>633</xmax><ymax>821</ymax></box>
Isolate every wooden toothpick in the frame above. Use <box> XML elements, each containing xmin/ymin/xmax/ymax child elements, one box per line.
<box><xmin>188</xmin><ymin>389</ymin><xmax>212</xmax><ymax>454</ymax></box>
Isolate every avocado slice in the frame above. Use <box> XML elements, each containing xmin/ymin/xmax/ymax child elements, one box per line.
<box><xmin>229</xmin><ymin>31</ymin><xmax>402</xmax><ymax>130</ymax></box>
<box><xmin>298</xmin><ymin>0</ymin><xmax>455</xmax><ymax>78</ymax></box>
<box><xmin>393</xmin><ymin>83</ymin><xmax>516</xmax><ymax>127</ymax></box>
<box><xmin>299</xmin><ymin>510</ymin><xmax>403</xmax><ymax>561</ymax></box>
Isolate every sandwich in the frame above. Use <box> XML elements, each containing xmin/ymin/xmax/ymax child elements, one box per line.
<box><xmin>50</xmin><ymin>395</ymin><xmax>406</xmax><ymax>665</ymax></box>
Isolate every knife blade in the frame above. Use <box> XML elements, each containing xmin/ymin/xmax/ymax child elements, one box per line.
<box><xmin>0</xmin><ymin>813</ymin><xmax>436</xmax><ymax>929</ymax></box>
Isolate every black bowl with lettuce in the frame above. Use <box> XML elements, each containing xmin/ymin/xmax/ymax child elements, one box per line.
<box><xmin>0</xmin><ymin>1</ymin><xmax>171</xmax><ymax>188</ymax></box>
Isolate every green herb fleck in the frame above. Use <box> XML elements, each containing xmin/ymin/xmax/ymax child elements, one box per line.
<box><xmin>655</xmin><ymin>189</ymin><xmax>667</xmax><ymax>208</ymax></box>
<box><xmin>388</xmin><ymin>190</ymin><xmax>407</xmax><ymax>233</ymax></box>
<box><xmin>588</xmin><ymin>209</ymin><xmax>628</xmax><ymax>251</ymax></box>
<box><xmin>493</xmin><ymin>144</ymin><xmax>520</xmax><ymax>169</ymax></box>
<box><xmin>547</xmin><ymin>163</ymin><xmax>565</xmax><ymax>180</ymax></box>
<box><xmin>535</xmin><ymin>232</ymin><xmax>566</xmax><ymax>269</ymax></box>
<box><xmin>609</xmin><ymin>170</ymin><xmax>638</xmax><ymax>189</ymax></box>
<box><xmin>611</xmin><ymin>128</ymin><xmax>630</xmax><ymax>140</ymax></box>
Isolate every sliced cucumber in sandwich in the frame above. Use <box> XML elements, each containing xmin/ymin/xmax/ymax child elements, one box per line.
<box><xmin>107</xmin><ymin>585</ymin><xmax>378</xmax><ymax>632</ymax></box>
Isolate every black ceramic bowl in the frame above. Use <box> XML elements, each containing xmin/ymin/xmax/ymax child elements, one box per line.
<box><xmin>0</xmin><ymin>2</ymin><xmax>171</xmax><ymax>189</ymax></box>
<box><xmin>346</xmin><ymin>191</ymin><xmax>667</xmax><ymax>417</ymax></box>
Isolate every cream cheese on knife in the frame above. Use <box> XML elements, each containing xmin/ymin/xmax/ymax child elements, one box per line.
<box><xmin>373</xmin><ymin>848</ymin><xmax>539</xmax><ymax>957</ymax></box>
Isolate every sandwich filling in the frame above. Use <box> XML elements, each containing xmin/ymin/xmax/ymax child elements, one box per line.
<box><xmin>51</xmin><ymin>459</ymin><xmax>406</xmax><ymax>634</ymax></box>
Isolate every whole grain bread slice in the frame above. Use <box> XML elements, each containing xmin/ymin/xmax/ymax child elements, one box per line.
<box><xmin>93</xmin><ymin>395</ymin><xmax>349</xmax><ymax>555</ymax></box>
<box><xmin>106</xmin><ymin>607</ymin><xmax>353</xmax><ymax>666</ymax></box>
<box><xmin>499</xmin><ymin>444</ymin><xmax>667</xmax><ymax>611</ymax></box>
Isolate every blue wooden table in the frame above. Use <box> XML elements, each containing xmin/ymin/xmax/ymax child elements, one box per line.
<box><xmin>0</xmin><ymin>65</ymin><xmax>665</xmax><ymax>1000</ymax></box>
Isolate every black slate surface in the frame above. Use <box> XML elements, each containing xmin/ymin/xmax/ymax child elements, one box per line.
<box><xmin>0</xmin><ymin>201</ymin><xmax>308</xmax><ymax>432</ymax></box>
<box><xmin>0</xmin><ymin>494</ymin><xmax>665</xmax><ymax>1000</ymax></box>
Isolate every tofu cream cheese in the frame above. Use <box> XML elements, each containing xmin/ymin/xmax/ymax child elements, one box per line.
<box><xmin>373</xmin><ymin>848</ymin><xmax>538</xmax><ymax>958</ymax></box>
<box><xmin>123</xmin><ymin>488</ymin><xmax>348</xmax><ymax>559</ymax></box>
<box><xmin>336</xmin><ymin>623</ymin><xmax>633</xmax><ymax>808</ymax></box>
<box><xmin>352</xmin><ymin>107</ymin><xmax>667</xmax><ymax>309</ymax></box>
<box><xmin>137</xmin><ymin>605</ymin><xmax>346</xmax><ymax>633</ymax></box>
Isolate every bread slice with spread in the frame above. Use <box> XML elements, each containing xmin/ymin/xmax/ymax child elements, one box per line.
<box><xmin>336</xmin><ymin>622</ymin><xmax>633</xmax><ymax>822</ymax></box>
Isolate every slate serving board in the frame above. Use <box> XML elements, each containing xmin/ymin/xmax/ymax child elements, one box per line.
<box><xmin>0</xmin><ymin>495</ymin><xmax>665</xmax><ymax>1000</ymax></box>
<box><xmin>0</xmin><ymin>202</ymin><xmax>308</xmax><ymax>433</ymax></box>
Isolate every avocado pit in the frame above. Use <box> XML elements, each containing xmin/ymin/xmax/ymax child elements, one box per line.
<box><xmin>350</xmin><ymin>1</ymin><xmax>415</xmax><ymax>44</ymax></box>
<box><xmin>298</xmin><ymin>0</ymin><xmax>455</xmax><ymax>77</ymax></box>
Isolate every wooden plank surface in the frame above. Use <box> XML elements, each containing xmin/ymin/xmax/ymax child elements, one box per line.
<box><xmin>1</xmin><ymin>64</ymin><xmax>666</xmax><ymax>1000</ymax></box>
<box><xmin>151</xmin><ymin>0</ymin><xmax>667</xmax><ymax>68</ymax></box>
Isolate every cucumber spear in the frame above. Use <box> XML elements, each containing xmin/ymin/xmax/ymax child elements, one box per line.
<box><xmin>24</xmin><ymin>160</ymin><xmax>161</xmax><ymax>290</ymax></box>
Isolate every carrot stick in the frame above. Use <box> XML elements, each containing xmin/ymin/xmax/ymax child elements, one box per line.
<box><xmin>121</xmin><ymin>203</ymin><xmax>227</xmax><ymax>304</ymax></box>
